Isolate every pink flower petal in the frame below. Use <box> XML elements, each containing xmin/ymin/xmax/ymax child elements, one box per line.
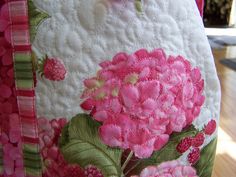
<box><xmin>2</xmin><ymin>50</ymin><xmax>12</xmax><ymax>65</ymax></box>
<box><xmin>154</xmin><ymin>134</ymin><xmax>169</xmax><ymax>150</ymax></box>
<box><xmin>132</xmin><ymin>138</ymin><xmax>155</xmax><ymax>158</ymax></box>
<box><xmin>183</xmin><ymin>81</ymin><xmax>194</xmax><ymax>100</ymax></box>
<box><xmin>4</xmin><ymin>161</ymin><xmax>14</xmax><ymax>175</ymax></box>
<box><xmin>139</xmin><ymin>67</ymin><xmax>150</xmax><ymax>79</ymax></box>
<box><xmin>9</xmin><ymin>130</ymin><xmax>21</xmax><ymax>143</ymax></box>
<box><xmin>120</xmin><ymin>85</ymin><xmax>139</xmax><ymax>108</ymax></box>
<box><xmin>149</xmin><ymin>48</ymin><xmax>166</xmax><ymax>60</ymax></box>
<box><xmin>9</xmin><ymin>113</ymin><xmax>20</xmax><ymax>128</ymax></box>
<box><xmin>99</xmin><ymin>125</ymin><xmax>122</xmax><ymax>147</ymax></box>
<box><xmin>1</xmin><ymin>3</ymin><xmax>10</xmax><ymax>21</ymax></box>
<box><xmin>7</xmin><ymin>68</ymin><xmax>14</xmax><ymax>78</ymax></box>
<box><xmin>3</xmin><ymin>143</ymin><xmax>14</xmax><ymax>154</ymax></box>
<box><xmin>0</xmin><ymin>84</ymin><xmax>12</xmax><ymax>98</ymax></box>
<box><xmin>112</xmin><ymin>52</ymin><xmax>128</xmax><ymax>65</ymax></box>
<box><xmin>80</xmin><ymin>98</ymin><xmax>95</xmax><ymax>110</ymax></box>
<box><xmin>15</xmin><ymin>158</ymin><xmax>24</xmax><ymax>168</ymax></box>
<box><xmin>141</xmin><ymin>98</ymin><xmax>157</xmax><ymax>117</ymax></box>
<box><xmin>0</xmin><ymin>46</ymin><xmax>6</xmax><ymax>56</ymax></box>
<box><xmin>4</xmin><ymin>26</ymin><xmax>11</xmax><ymax>44</ymax></box>
<box><xmin>139</xmin><ymin>160</ymin><xmax>198</xmax><ymax>177</ymax></box>
<box><xmin>47</xmin><ymin>146</ymin><xmax>59</xmax><ymax>160</ymax></box>
<box><xmin>0</xmin><ymin>19</ymin><xmax>9</xmax><ymax>32</ymax></box>
<box><xmin>139</xmin><ymin>166</ymin><xmax>158</xmax><ymax>177</ymax></box>
<box><xmin>138</xmin><ymin>81</ymin><xmax>160</xmax><ymax>101</ymax></box>
<box><xmin>93</xmin><ymin>110</ymin><xmax>108</xmax><ymax>122</ymax></box>
<box><xmin>135</xmin><ymin>49</ymin><xmax>149</xmax><ymax>59</ymax></box>
<box><xmin>191</xmin><ymin>68</ymin><xmax>201</xmax><ymax>83</ymax></box>
<box><xmin>43</xmin><ymin>135</ymin><xmax>53</xmax><ymax>147</ymax></box>
<box><xmin>58</xmin><ymin>118</ymin><xmax>67</xmax><ymax>128</ymax></box>
<box><xmin>9</xmin><ymin>146</ymin><xmax>22</xmax><ymax>160</ymax></box>
<box><xmin>1</xmin><ymin>101</ymin><xmax>13</xmax><ymax>114</ymax></box>
<box><xmin>1</xmin><ymin>132</ymin><xmax>9</xmax><ymax>144</ymax></box>
<box><xmin>14</xmin><ymin>167</ymin><xmax>25</xmax><ymax>177</ymax></box>
<box><xmin>109</xmin><ymin>98</ymin><xmax>122</xmax><ymax>113</ymax></box>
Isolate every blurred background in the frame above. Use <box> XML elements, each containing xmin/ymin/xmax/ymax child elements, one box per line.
<box><xmin>202</xmin><ymin>0</ymin><xmax>236</xmax><ymax>176</ymax></box>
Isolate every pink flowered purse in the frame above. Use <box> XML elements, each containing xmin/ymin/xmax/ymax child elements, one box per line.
<box><xmin>0</xmin><ymin>0</ymin><xmax>221</xmax><ymax>177</ymax></box>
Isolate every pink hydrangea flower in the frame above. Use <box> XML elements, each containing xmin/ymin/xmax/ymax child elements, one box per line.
<box><xmin>42</xmin><ymin>57</ymin><xmax>67</xmax><ymax>81</ymax></box>
<box><xmin>81</xmin><ymin>48</ymin><xmax>205</xmax><ymax>158</ymax></box>
<box><xmin>0</xmin><ymin>36</ymin><xmax>13</xmax><ymax>66</ymax></box>
<box><xmin>1</xmin><ymin>114</ymin><xmax>24</xmax><ymax>177</ymax></box>
<box><xmin>0</xmin><ymin>3</ymin><xmax>10</xmax><ymax>34</ymax></box>
<box><xmin>38</xmin><ymin>117</ymin><xmax>70</xmax><ymax>177</ymax></box>
<box><xmin>134</xmin><ymin>160</ymin><xmax>198</xmax><ymax>177</ymax></box>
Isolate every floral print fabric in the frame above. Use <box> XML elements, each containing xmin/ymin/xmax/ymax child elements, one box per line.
<box><xmin>81</xmin><ymin>48</ymin><xmax>205</xmax><ymax>158</ymax></box>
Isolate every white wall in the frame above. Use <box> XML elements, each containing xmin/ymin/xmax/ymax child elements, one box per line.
<box><xmin>229</xmin><ymin>0</ymin><xmax>236</xmax><ymax>26</ymax></box>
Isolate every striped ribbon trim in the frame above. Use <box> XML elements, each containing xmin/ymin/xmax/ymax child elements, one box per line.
<box><xmin>8</xmin><ymin>1</ymin><xmax>42</xmax><ymax>176</ymax></box>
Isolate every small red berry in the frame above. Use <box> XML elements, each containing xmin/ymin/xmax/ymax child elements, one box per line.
<box><xmin>192</xmin><ymin>132</ymin><xmax>205</xmax><ymax>147</ymax></box>
<box><xmin>64</xmin><ymin>164</ymin><xmax>85</xmax><ymax>177</ymax></box>
<box><xmin>188</xmin><ymin>147</ymin><xmax>200</xmax><ymax>165</ymax></box>
<box><xmin>176</xmin><ymin>137</ymin><xmax>192</xmax><ymax>153</ymax></box>
<box><xmin>204</xmin><ymin>120</ymin><xmax>217</xmax><ymax>135</ymax></box>
<box><xmin>84</xmin><ymin>165</ymin><xmax>104</xmax><ymax>177</ymax></box>
<box><xmin>43</xmin><ymin>57</ymin><xmax>67</xmax><ymax>81</ymax></box>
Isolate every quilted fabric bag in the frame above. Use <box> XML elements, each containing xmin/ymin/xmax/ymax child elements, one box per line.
<box><xmin>0</xmin><ymin>0</ymin><xmax>221</xmax><ymax>176</ymax></box>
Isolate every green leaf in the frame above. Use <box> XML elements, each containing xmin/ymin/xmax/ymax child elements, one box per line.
<box><xmin>28</xmin><ymin>0</ymin><xmax>49</xmax><ymax>42</ymax></box>
<box><xmin>135</xmin><ymin>0</ymin><xmax>143</xmax><ymax>13</ymax></box>
<box><xmin>60</xmin><ymin>114</ymin><xmax>123</xmax><ymax>177</ymax></box>
<box><xmin>194</xmin><ymin>138</ymin><xmax>217</xmax><ymax>177</ymax></box>
<box><xmin>126</xmin><ymin>126</ymin><xmax>198</xmax><ymax>175</ymax></box>
<box><xmin>59</xmin><ymin>123</ymin><xmax>70</xmax><ymax>148</ymax></box>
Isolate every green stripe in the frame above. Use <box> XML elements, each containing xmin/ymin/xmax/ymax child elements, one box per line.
<box><xmin>24</xmin><ymin>152</ymin><xmax>42</xmax><ymax>161</ymax></box>
<box><xmin>24</xmin><ymin>159</ymin><xmax>42</xmax><ymax>169</ymax></box>
<box><xmin>16</xmin><ymin>79</ymin><xmax>33</xmax><ymax>89</ymax></box>
<box><xmin>14</xmin><ymin>52</ymin><xmax>34</xmax><ymax>90</ymax></box>
<box><xmin>15</xmin><ymin>53</ymin><xmax>32</xmax><ymax>63</ymax></box>
<box><xmin>24</xmin><ymin>144</ymin><xmax>39</xmax><ymax>153</ymax></box>
<box><xmin>0</xmin><ymin>166</ymin><xmax>3</xmax><ymax>174</ymax></box>
<box><xmin>23</xmin><ymin>144</ymin><xmax>42</xmax><ymax>174</ymax></box>
<box><xmin>15</xmin><ymin>63</ymin><xmax>32</xmax><ymax>71</ymax></box>
<box><xmin>16</xmin><ymin>71</ymin><xmax>33</xmax><ymax>79</ymax></box>
<box><xmin>25</xmin><ymin>167</ymin><xmax>42</xmax><ymax>177</ymax></box>
<box><xmin>23</xmin><ymin>144</ymin><xmax>42</xmax><ymax>160</ymax></box>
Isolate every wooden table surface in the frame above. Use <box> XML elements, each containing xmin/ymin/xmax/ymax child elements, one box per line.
<box><xmin>211</xmin><ymin>46</ymin><xmax>236</xmax><ymax>177</ymax></box>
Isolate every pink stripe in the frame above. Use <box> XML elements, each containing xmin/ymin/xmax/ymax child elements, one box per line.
<box><xmin>18</xmin><ymin>96</ymin><xmax>34</xmax><ymax>110</ymax></box>
<box><xmin>8</xmin><ymin>1</ymin><xmax>28</xmax><ymax>24</ymax></box>
<box><xmin>17</xmin><ymin>90</ymin><xmax>35</xmax><ymax>97</ymax></box>
<box><xmin>11</xmin><ymin>24</ymin><xmax>30</xmax><ymax>46</ymax></box>
<box><xmin>23</xmin><ymin>136</ymin><xmax>40</xmax><ymax>144</ymax></box>
<box><xmin>13</xmin><ymin>45</ymin><xmax>32</xmax><ymax>51</ymax></box>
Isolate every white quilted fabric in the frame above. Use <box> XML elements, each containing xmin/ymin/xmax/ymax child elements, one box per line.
<box><xmin>32</xmin><ymin>0</ymin><xmax>221</xmax><ymax>138</ymax></box>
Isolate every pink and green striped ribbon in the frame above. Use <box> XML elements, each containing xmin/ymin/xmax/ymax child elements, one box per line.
<box><xmin>7</xmin><ymin>0</ymin><xmax>42</xmax><ymax>176</ymax></box>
